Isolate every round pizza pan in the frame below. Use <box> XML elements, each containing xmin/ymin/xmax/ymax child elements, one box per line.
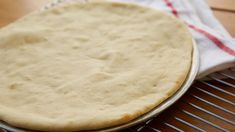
<box><xmin>0</xmin><ymin>1</ymin><xmax>199</xmax><ymax>131</ymax></box>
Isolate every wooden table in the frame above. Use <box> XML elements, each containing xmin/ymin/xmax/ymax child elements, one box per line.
<box><xmin>0</xmin><ymin>0</ymin><xmax>234</xmax><ymax>132</ymax></box>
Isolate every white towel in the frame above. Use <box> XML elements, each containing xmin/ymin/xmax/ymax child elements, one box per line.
<box><xmin>44</xmin><ymin>0</ymin><xmax>235</xmax><ymax>78</ymax></box>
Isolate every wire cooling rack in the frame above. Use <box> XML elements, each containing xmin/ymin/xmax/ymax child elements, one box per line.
<box><xmin>122</xmin><ymin>68</ymin><xmax>235</xmax><ymax>132</ymax></box>
<box><xmin>1</xmin><ymin>68</ymin><xmax>234</xmax><ymax>132</ymax></box>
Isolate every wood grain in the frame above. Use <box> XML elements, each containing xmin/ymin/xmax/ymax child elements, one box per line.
<box><xmin>0</xmin><ymin>0</ymin><xmax>51</xmax><ymax>27</ymax></box>
<box><xmin>213</xmin><ymin>10</ymin><xmax>235</xmax><ymax>36</ymax></box>
<box><xmin>208</xmin><ymin>0</ymin><xmax>235</xmax><ymax>12</ymax></box>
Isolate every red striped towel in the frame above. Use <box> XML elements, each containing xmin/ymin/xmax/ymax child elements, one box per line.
<box><xmin>44</xmin><ymin>0</ymin><xmax>235</xmax><ymax>78</ymax></box>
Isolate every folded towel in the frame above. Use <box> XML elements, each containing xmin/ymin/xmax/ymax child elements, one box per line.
<box><xmin>44</xmin><ymin>0</ymin><xmax>235</xmax><ymax>78</ymax></box>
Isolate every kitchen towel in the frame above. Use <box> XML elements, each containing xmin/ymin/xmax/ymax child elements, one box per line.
<box><xmin>44</xmin><ymin>0</ymin><xmax>235</xmax><ymax>78</ymax></box>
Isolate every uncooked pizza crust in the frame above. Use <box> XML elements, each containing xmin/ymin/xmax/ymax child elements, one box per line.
<box><xmin>0</xmin><ymin>1</ymin><xmax>193</xmax><ymax>131</ymax></box>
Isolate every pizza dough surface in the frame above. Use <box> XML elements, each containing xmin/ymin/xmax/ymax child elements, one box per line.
<box><xmin>0</xmin><ymin>2</ymin><xmax>193</xmax><ymax>131</ymax></box>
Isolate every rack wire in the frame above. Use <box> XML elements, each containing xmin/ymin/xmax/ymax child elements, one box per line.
<box><xmin>124</xmin><ymin>68</ymin><xmax>235</xmax><ymax>132</ymax></box>
<box><xmin>1</xmin><ymin>68</ymin><xmax>235</xmax><ymax>132</ymax></box>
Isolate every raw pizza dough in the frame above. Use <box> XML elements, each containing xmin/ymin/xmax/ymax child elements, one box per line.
<box><xmin>0</xmin><ymin>1</ymin><xmax>193</xmax><ymax>131</ymax></box>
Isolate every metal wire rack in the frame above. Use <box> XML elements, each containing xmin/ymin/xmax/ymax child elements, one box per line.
<box><xmin>1</xmin><ymin>68</ymin><xmax>235</xmax><ymax>132</ymax></box>
<box><xmin>122</xmin><ymin>68</ymin><xmax>235</xmax><ymax>132</ymax></box>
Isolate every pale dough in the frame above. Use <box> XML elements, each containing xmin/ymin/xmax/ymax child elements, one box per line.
<box><xmin>0</xmin><ymin>2</ymin><xmax>193</xmax><ymax>131</ymax></box>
